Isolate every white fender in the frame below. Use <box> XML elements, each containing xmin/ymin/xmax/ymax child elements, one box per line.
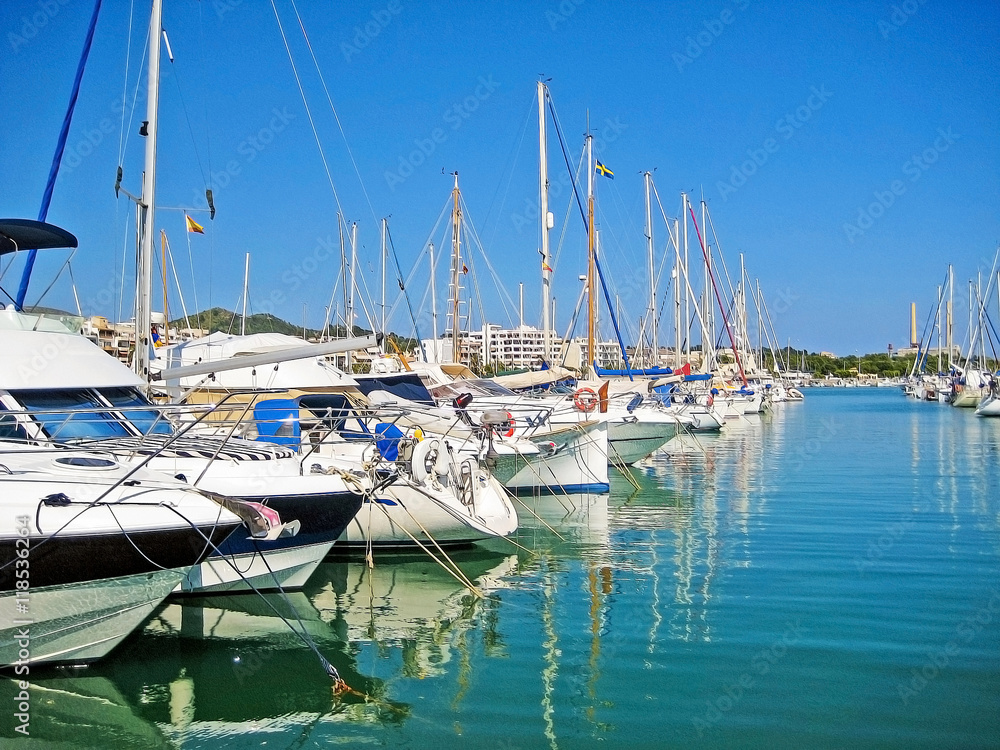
<box><xmin>433</xmin><ymin>440</ymin><xmax>452</xmax><ymax>478</ymax></box>
<box><xmin>409</xmin><ymin>437</ymin><xmax>436</xmax><ymax>484</ymax></box>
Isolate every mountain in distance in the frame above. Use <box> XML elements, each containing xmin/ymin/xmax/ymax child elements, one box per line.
<box><xmin>170</xmin><ymin>308</ymin><xmax>416</xmax><ymax>351</ymax></box>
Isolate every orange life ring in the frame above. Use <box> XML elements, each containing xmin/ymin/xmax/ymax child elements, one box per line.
<box><xmin>574</xmin><ymin>387</ymin><xmax>599</xmax><ymax>413</ymax></box>
<box><xmin>707</xmin><ymin>395</ymin><xmax>714</xmax><ymax>407</ymax></box>
<box><xmin>502</xmin><ymin>411</ymin><xmax>515</xmax><ymax>438</ymax></box>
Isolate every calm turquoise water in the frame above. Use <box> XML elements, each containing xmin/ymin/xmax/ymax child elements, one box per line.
<box><xmin>4</xmin><ymin>389</ymin><xmax>999</xmax><ymax>748</ymax></box>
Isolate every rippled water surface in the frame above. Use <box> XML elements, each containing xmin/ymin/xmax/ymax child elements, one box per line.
<box><xmin>4</xmin><ymin>389</ymin><xmax>999</xmax><ymax>748</ymax></box>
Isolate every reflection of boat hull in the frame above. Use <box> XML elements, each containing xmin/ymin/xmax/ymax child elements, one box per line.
<box><xmin>516</xmin><ymin>492</ymin><xmax>610</xmax><ymax>548</ymax></box>
<box><xmin>0</xmin><ymin>589</ymin><xmax>404</xmax><ymax>747</ymax></box>
<box><xmin>0</xmin><ymin>478</ymin><xmax>239</xmax><ymax>665</ymax></box>
<box><xmin>1</xmin><ymin>568</ymin><xmax>187</xmax><ymax>666</ymax></box>
<box><xmin>308</xmin><ymin>553</ymin><xmax>518</xmax><ymax>663</ymax></box>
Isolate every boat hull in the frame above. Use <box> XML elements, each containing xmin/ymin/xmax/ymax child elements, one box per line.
<box><xmin>339</xmin><ymin>473</ymin><xmax>517</xmax><ymax>547</ymax></box>
<box><xmin>607</xmin><ymin>420</ymin><xmax>679</xmax><ymax>465</ymax></box>
<box><xmin>179</xmin><ymin>540</ymin><xmax>335</xmax><ymax>593</ymax></box>
<box><xmin>951</xmin><ymin>388</ymin><xmax>983</xmax><ymax>408</ymax></box>
<box><xmin>975</xmin><ymin>395</ymin><xmax>1000</xmax><ymax>416</ymax></box>
<box><xmin>186</xmin><ymin>490</ymin><xmax>363</xmax><ymax>593</ymax></box>
<box><xmin>504</xmin><ymin>422</ymin><xmax>610</xmax><ymax>495</ymax></box>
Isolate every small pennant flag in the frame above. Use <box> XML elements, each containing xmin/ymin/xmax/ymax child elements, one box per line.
<box><xmin>595</xmin><ymin>161</ymin><xmax>614</xmax><ymax>179</ymax></box>
<box><xmin>542</xmin><ymin>261</ymin><xmax>553</xmax><ymax>273</ymax></box>
<box><xmin>462</xmin><ymin>264</ymin><xmax>469</xmax><ymax>275</ymax></box>
<box><xmin>185</xmin><ymin>215</ymin><xmax>204</xmax><ymax>234</ymax></box>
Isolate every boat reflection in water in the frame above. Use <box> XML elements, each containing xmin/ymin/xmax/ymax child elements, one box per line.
<box><xmin>515</xmin><ymin>492</ymin><xmax>610</xmax><ymax>552</ymax></box>
<box><xmin>0</xmin><ymin>548</ymin><xmax>521</xmax><ymax>748</ymax></box>
<box><xmin>1</xmin><ymin>588</ymin><xmax>406</xmax><ymax>748</ymax></box>
<box><xmin>308</xmin><ymin>550</ymin><xmax>520</xmax><ymax>680</ymax></box>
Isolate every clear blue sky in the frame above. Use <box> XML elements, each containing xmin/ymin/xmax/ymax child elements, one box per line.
<box><xmin>1</xmin><ymin>0</ymin><xmax>997</xmax><ymax>355</ymax></box>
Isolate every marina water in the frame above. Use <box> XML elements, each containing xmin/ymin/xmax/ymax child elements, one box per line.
<box><xmin>3</xmin><ymin>388</ymin><xmax>998</xmax><ymax>748</ymax></box>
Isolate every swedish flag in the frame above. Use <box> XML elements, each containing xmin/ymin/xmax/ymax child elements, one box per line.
<box><xmin>596</xmin><ymin>161</ymin><xmax>614</xmax><ymax>179</ymax></box>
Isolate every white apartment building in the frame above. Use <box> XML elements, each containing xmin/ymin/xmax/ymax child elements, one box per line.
<box><xmin>421</xmin><ymin>324</ymin><xmax>621</xmax><ymax>370</ymax></box>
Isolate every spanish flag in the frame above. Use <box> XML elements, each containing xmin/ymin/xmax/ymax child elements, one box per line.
<box><xmin>595</xmin><ymin>161</ymin><xmax>614</xmax><ymax>179</ymax></box>
<box><xmin>542</xmin><ymin>261</ymin><xmax>553</xmax><ymax>273</ymax></box>
<box><xmin>185</xmin><ymin>215</ymin><xmax>204</xmax><ymax>234</ymax></box>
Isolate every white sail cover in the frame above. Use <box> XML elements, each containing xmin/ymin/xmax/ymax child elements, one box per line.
<box><xmin>153</xmin><ymin>332</ymin><xmax>359</xmax><ymax>391</ymax></box>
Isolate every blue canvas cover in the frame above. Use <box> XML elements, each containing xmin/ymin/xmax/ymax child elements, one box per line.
<box><xmin>253</xmin><ymin>399</ymin><xmax>301</xmax><ymax>446</ymax></box>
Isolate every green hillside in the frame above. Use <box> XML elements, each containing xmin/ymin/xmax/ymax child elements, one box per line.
<box><xmin>170</xmin><ymin>308</ymin><xmax>417</xmax><ymax>351</ymax></box>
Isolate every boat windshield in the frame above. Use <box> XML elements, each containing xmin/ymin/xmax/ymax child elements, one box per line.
<box><xmin>99</xmin><ymin>387</ymin><xmax>173</xmax><ymax>435</ymax></box>
<box><xmin>468</xmin><ymin>379</ymin><xmax>518</xmax><ymax>397</ymax></box>
<box><xmin>11</xmin><ymin>389</ymin><xmax>131</xmax><ymax>441</ymax></box>
<box><xmin>0</xmin><ymin>404</ymin><xmax>29</xmax><ymax>442</ymax></box>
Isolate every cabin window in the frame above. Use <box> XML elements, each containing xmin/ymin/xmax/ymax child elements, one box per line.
<box><xmin>100</xmin><ymin>387</ymin><xmax>173</xmax><ymax>435</ymax></box>
<box><xmin>10</xmin><ymin>389</ymin><xmax>131</xmax><ymax>441</ymax></box>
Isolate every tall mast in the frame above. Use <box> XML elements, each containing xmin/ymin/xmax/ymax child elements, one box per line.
<box><xmin>338</xmin><ymin>213</ymin><xmax>346</xmax><ymax>337</ymax></box>
<box><xmin>739</xmin><ymin>253</ymin><xmax>747</xmax><ymax>369</ymax></box>
<box><xmin>936</xmin><ymin>283</ymin><xmax>942</xmax><ymax>372</ymax></box>
<box><xmin>683</xmin><ymin>193</ymin><xmax>690</xmax><ymax>362</ymax></box>
<box><xmin>160</xmin><ymin>230</ymin><xmax>169</xmax><ymax>340</ymax></box>
<box><xmin>450</xmin><ymin>172</ymin><xmax>462</xmax><ymax>364</ymax></box>
<box><xmin>538</xmin><ymin>81</ymin><xmax>552</xmax><ymax>365</ymax></box>
<box><xmin>702</xmin><ymin>198</ymin><xmax>711</xmax><ymax>364</ymax></box>
<box><xmin>644</xmin><ymin>171</ymin><xmax>656</xmax><ymax>366</ymax></box>
<box><xmin>586</xmin><ymin>131</ymin><xmax>596</xmax><ymax>374</ymax></box>
<box><xmin>947</xmin><ymin>264</ymin><xmax>953</xmax><ymax>369</ymax></box>
<box><xmin>380</xmin><ymin>217</ymin><xmax>387</xmax><ymax>336</ymax></box>
<box><xmin>347</xmin><ymin>221</ymin><xmax>357</xmax><ymax>371</ymax></box>
<box><xmin>688</xmin><ymin>202</ymin><xmax>748</xmax><ymax>384</ymax></box>
<box><xmin>240</xmin><ymin>252</ymin><xmax>249</xmax><ymax>336</ymax></box>
<box><xmin>968</xmin><ymin>279</ymin><xmax>974</xmax><ymax>368</ymax></box>
<box><xmin>978</xmin><ymin>272</ymin><xmax>986</xmax><ymax>368</ymax></box>
<box><xmin>429</xmin><ymin>242</ymin><xmax>438</xmax><ymax>356</ymax></box>
<box><xmin>757</xmin><ymin>278</ymin><xmax>764</xmax><ymax>372</ymax></box>
<box><xmin>134</xmin><ymin>0</ymin><xmax>163</xmax><ymax>381</ymax></box>
<box><xmin>677</xmin><ymin>193</ymin><xmax>688</xmax><ymax>368</ymax></box>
